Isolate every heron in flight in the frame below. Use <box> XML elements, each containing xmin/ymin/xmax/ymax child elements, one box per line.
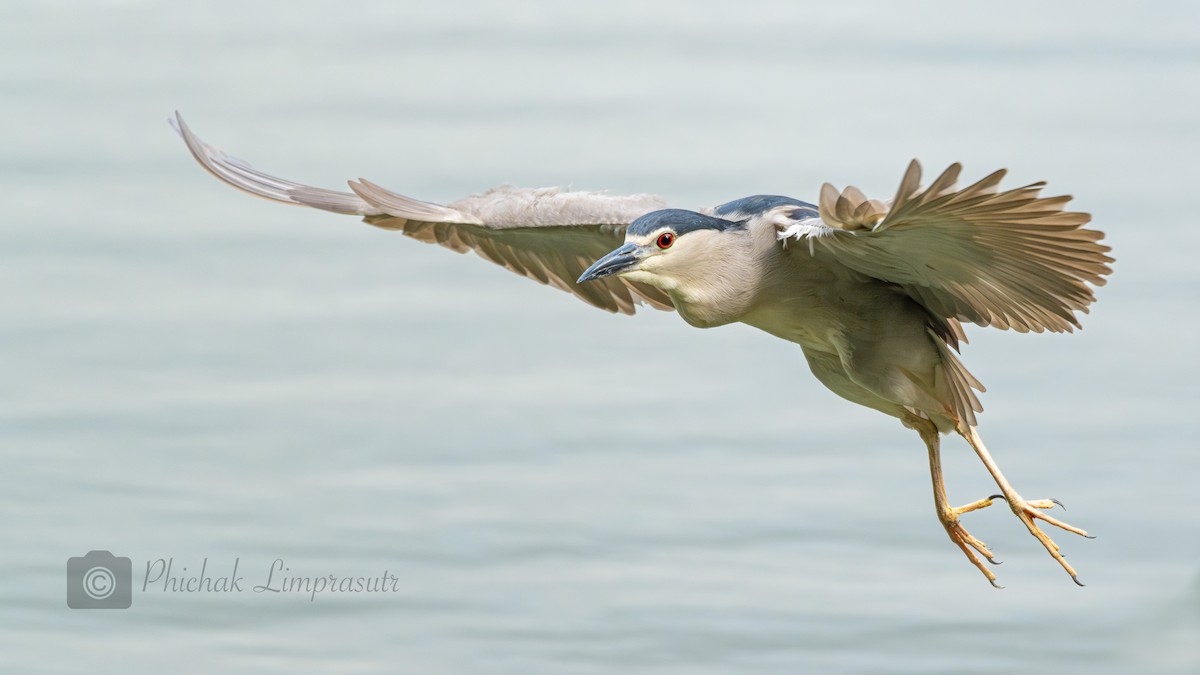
<box><xmin>173</xmin><ymin>112</ymin><xmax>1112</xmax><ymax>587</ymax></box>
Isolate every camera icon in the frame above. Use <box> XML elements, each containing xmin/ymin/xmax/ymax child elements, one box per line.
<box><xmin>67</xmin><ymin>551</ymin><xmax>132</xmax><ymax>609</ymax></box>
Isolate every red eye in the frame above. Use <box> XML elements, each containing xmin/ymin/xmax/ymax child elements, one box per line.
<box><xmin>656</xmin><ymin>232</ymin><xmax>675</xmax><ymax>249</ymax></box>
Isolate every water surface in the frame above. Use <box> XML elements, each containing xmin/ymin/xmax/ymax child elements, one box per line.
<box><xmin>2</xmin><ymin>1</ymin><xmax>1198</xmax><ymax>672</ymax></box>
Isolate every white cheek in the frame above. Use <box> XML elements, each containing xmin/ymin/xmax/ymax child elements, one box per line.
<box><xmin>620</xmin><ymin>268</ymin><xmax>677</xmax><ymax>290</ymax></box>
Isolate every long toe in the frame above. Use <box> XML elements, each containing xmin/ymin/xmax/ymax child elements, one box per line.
<box><xmin>939</xmin><ymin>512</ymin><xmax>1003</xmax><ymax>587</ymax></box>
<box><xmin>1002</xmin><ymin>495</ymin><xmax>1092</xmax><ymax>585</ymax></box>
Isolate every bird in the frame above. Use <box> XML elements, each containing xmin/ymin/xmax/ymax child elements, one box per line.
<box><xmin>172</xmin><ymin>112</ymin><xmax>1112</xmax><ymax>587</ymax></box>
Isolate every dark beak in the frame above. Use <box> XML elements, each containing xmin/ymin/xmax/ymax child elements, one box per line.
<box><xmin>577</xmin><ymin>243</ymin><xmax>642</xmax><ymax>283</ymax></box>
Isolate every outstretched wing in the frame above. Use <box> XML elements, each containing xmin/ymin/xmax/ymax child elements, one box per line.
<box><xmin>774</xmin><ymin>160</ymin><xmax>1113</xmax><ymax>333</ymax></box>
<box><xmin>172</xmin><ymin>112</ymin><xmax>674</xmax><ymax>314</ymax></box>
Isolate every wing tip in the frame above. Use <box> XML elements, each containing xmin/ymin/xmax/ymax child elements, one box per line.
<box><xmin>172</xmin><ymin>112</ymin><xmax>376</xmax><ymax>216</ymax></box>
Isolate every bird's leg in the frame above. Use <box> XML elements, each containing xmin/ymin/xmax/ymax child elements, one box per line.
<box><xmin>957</xmin><ymin>425</ymin><xmax>1093</xmax><ymax>586</ymax></box>
<box><xmin>920</xmin><ymin>425</ymin><xmax>1003</xmax><ymax>588</ymax></box>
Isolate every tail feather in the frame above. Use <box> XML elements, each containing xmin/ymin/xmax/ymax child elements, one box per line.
<box><xmin>928</xmin><ymin>328</ymin><xmax>985</xmax><ymax>428</ymax></box>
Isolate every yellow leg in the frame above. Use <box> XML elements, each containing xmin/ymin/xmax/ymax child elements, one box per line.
<box><xmin>919</xmin><ymin>425</ymin><xmax>1003</xmax><ymax>588</ymax></box>
<box><xmin>958</xmin><ymin>425</ymin><xmax>1094</xmax><ymax>586</ymax></box>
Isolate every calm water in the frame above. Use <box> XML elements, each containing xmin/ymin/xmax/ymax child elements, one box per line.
<box><xmin>3</xmin><ymin>1</ymin><xmax>1198</xmax><ymax>672</ymax></box>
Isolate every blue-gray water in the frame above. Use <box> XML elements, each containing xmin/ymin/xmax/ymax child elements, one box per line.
<box><xmin>3</xmin><ymin>1</ymin><xmax>1198</xmax><ymax>672</ymax></box>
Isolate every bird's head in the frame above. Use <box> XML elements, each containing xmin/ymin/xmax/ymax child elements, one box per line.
<box><xmin>576</xmin><ymin>209</ymin><xmax>748</xmax><ymax>293</ymax></box>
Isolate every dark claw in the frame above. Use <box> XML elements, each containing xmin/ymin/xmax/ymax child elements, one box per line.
<box><xmin>988</xmin><ymin>494</ymin><xmax>1006</xmax><ymax>502</ymax></box>
<box><xmin>989</xmin><ymin>578</ymin><xmax>1005</xmax><ymax>589</ymax></box>
<box><xmin>1050</xmin><ymin>498</ymin><xmax>1066</xmax><ymax>510</ymax></box>
<box><xmin>1071</xmin><ymin>575</ymin><xmax>1085</xmax><ymax>587</ymax></box>
<box><xmin>985</xmin><ymin>556</ymin><xmax>1003</xmax><ymax>566</ymax></box>
<box><xmin>1084</xmin><ymin>534</ymin><xmax>1097</xmax><ymax>539</ymax></box>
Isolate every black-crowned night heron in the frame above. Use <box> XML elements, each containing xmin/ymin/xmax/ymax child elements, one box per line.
<box><xmin>173</xmin><ymin>113</ymin><xmax>1112</xmax><ymax>588</ymax></box>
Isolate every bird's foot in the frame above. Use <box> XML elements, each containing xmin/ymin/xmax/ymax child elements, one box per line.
<box><xmin>938</xmin><ymin>497</ymin><xmax>1003</xmax><ymax>588</ymax></box>
<box><xmin>990</xmin><ymin>493</ymin><xmax>1093</xmax><ymax>586</ymax></box>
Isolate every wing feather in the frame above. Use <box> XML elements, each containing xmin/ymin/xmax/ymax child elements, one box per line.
<box><xmin>779</xmin><ymin>159</ymin><xmax>1113</xmax><ymax>333</ymax></box>
<box><xmin>171</xmin><ymin>112</ymin><xmax>377</xmax><ymax>216</ymax></box>
<box><xmin>173</xmin><ymin>112</ymin><xmax>674</xmax><ymax>315</ymax></box>
<box><xmin>349</xmin><ymin>178</ymin><xmax>482</xmax><ymax>224</ymax></box>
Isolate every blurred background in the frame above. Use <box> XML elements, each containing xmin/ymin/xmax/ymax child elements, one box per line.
<box><xmin>2</xmin><ymin>1</ymin><xmax>1198</xmax><ymax>672</ymax></box>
